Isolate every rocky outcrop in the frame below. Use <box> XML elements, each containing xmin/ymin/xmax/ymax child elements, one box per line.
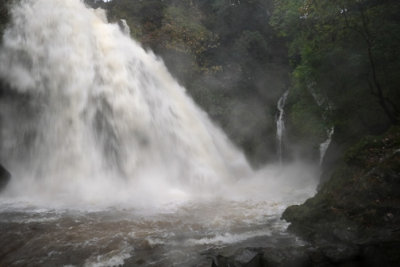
<box><xmin>208</xmin><ymin>245</ymin><xmax>371</xmax><ymax>266</ymax></box>
<box><xmin>282</xmin><ymin>127</ymin><xmax>400</xmax><ymax>266</ymax></box>
<box><xmin>0</xmin><ymin>164</ymin><xmax>11</xmax><ymax>192</ymax></box>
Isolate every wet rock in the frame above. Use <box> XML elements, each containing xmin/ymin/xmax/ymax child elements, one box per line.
<box><xmin>211</xmin><ymin>248</ymin><xmax>264</xmax><ymax>267</ymax></box>
<box><xmin>261</xmin><ymin>246</ymin><xmax>312</xmax><ymax>267</ymax></box>
<box><xmin>233</xmin><ymin>248</ymin><xmax>260</xmax><ymax>266</ymax></box>
<box><xmin>0</xmin><ymin>164</ymin><xmax>11</xmax><ymax>192</ymax></box>
<box><xmin>211</xmin><ymin>255</ymin><xmax>235</xmax><ymax>267</ymax></box>
<box><xmin>244</xmin><ymin>254</ymin><xmax>263</xmax><ymax>267</ymax></box>
<box><xmin>384</xmin><ymin>212</ymin><xmax>394</xmax><ymax>222</ymax></box>
<box><xmin>319</xmin><ymin>244</ymin><xmax>360</xmax><ymax>263</ymax></box>
<box><xmin>361</xmin><ymin>241</ymin><xmax>400</xmax><ymax>267</ymax></box>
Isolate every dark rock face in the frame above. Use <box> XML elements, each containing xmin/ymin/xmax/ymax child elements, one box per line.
<box><xmin>209</xmin><ymin>245</ymin><xmax>369</xmax><ymax>267</ymax></box>
<box><xmin>211</xmin><ymin>248</ymin><xmax>265</xmax><ymax>267</ymax></box>
<box><xmin>282</xmin><ymin>127</ymin><xmax>400</xmax><ymax>266</ymax></box>
<box><xmin>0</xmin><ymin>164</ymin><xmax>11</xmax><ymax>192</ymax></box>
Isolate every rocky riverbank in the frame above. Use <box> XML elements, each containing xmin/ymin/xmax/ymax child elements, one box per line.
<box><xmin>281</xmin><ymin>127</ymin><xmax>400</xmax><ymax>266</ymax></box>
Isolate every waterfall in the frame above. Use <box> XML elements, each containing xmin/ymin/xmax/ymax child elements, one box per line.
<box><xmin>276</xmin><ymin>90</ymin><xmax>289</xmax><ymax>163</ymax></box>
<box><xmin>118</xmin><ymin>19</ymin><xmax>130</xmax><ymax>36</ymax></box>
<box><xmin>0</xmin><ymin>0</ymin><xmax>251</xmax><ymax>206</ymax></box>
<box><xmin>309</xmin><ymin>88</ymin><xmax>334</xmax><ymax>166</ymax></box>
<box><xmin>319</xmin><ymin>127</ymin><xmax>334</xmax><ymax>165</ymax></box>
<box><xmin>0</xmin><ymin>3</ymin><xmax>322</xmax><ymax>265</ymax></box>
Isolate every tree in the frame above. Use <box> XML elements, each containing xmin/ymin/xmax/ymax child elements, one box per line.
<box><xmin>272</xmin><ymin>0</ymin><xmax>400</xmax><ymax>141</ymax></box>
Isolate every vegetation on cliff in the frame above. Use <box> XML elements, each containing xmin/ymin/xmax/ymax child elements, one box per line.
<box><xmin>272</xmin><ymin>0</ymin><xmax>400</xmax><ymax>160</ymax></box>
<box><xmin>270</xmin><ymin>2</ymin><xmax>400</xmax><ymax>262</ymax></box>
<box><xmin>283</xmin><ymin>127</ymin><xmax>400</xmax><ymax>265</ymax></box>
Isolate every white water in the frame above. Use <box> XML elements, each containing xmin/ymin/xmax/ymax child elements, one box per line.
<box><xmin>276</xmin><ymin>90</ymin><xmax>289</xmax><ymax>163</ymax></box>
<box><xmin>0</xmin><ymin>0</ymin><xmax>261</xmax><ymax>209</ymax></box>
<box><xmin>308</xmin><ymin>89</ymin><xmax>335</xmax><ymax>165</ymax></box>
<box><xmin>118</xmin><ymin>19</ymin><xmax>130</xmax><ymax>36</ymax></box>
<box><xmin>0</xmin><ymin>0</ymin><xmax>320</xmax><ymax>208</ymax></box>
<box><xmin>0</xmin><ymin>1</ymin><xmax>319</xmax><ymax>264</ymax></box>
<box><xmin>319</xmin><ymin>127</ymin><xmax>334</xmax><ymax>165</ymax></box>
<box><xmin>0</xmin><ymin>0</ymin><xmax>319</xmax><ymax>208</ymax></box>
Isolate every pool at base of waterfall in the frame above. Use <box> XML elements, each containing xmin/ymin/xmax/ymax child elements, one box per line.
<box><xmin>0</xmin><ymin>199</ymin><xmax>307</xmax><ymax>266</ymax></box>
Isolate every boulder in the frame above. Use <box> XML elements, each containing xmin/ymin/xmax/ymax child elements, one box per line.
<box><xmin>0</xmin><ymin>164</ymin><xmax>11</xmax><ymax>192</ymax></box>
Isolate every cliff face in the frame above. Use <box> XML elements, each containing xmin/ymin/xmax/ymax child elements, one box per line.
<box><xmin>282</xmin><ymin>127</ymin><xmax>400</xmax><ymax>265</ymax></box>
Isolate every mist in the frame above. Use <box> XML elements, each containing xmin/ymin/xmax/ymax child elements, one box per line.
<box><xmin>0</xmin><ymin>0</ymin><xmax>319</xmax><ymax>209</ymax></box>
<box><xmin>0</xmin><ymin>0</ymin><xmax>322</xmax><ymax>266</ymax></box>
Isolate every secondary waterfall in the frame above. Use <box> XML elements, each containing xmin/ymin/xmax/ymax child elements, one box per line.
<box><xmin>0</xmin><ymin>0</ymin><xmax>252</xmax><ymax>207</ymax></box>
<box><xmin>309</xmin><ymin>90</ymin><xmax>334</xmax><ymax>166</ymax></box>
<box><xmin>319</xmin><ymin>127</ymin><xmax>334</xmax><ymax>165</ymax></box>
<box><xmin>276</xmin><ymin>90</ymin><xmax>289</xmax><ymax>163</ymax></box>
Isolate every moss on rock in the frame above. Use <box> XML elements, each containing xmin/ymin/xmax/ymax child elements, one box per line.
<box><xmin>282</xmin><ymin>127</ymin><xmax>400</xmax><ymax>265</ymax></box>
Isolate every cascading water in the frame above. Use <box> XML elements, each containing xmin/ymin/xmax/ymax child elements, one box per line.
<box><xmin>309</xmin><ymin>90</ymin><xmax>335</xmax><ymax>166</ymax></box>
<box><xmin>276</xmin><ymin>90</ymin><xmax>289</xmax><ymax>163</ymax></box>
<box><xmin>319</xmin><ymin>127</ymin><xmax>334</xmax><ymax>165</ymax></box>
<box><xmin>0</xmin><ymin>1</ymin><xmax>318</xmax><ymax>265</ymax></box>
<box><xmin>118</xmin><ymin>19</ymin><xmax>130</xmax><ymax>36</ymax></box>
<box><xmin>0</xmin><ymin>0</ymin><xmax>252</xmax><ymax>207</ymax></box>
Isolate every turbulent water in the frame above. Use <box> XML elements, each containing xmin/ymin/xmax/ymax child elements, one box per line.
<box><xmin>0</xmin><ymin>0</ymin><xmax>317</xmax><ymax>265</ymax></box>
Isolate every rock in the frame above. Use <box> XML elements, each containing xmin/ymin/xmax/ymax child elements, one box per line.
<box><xmin>233</xmin><ymin>248</ymin><xmax>260</xmax><ymax>266</ymax></box>
<box><xmin>210</xmin><ymin>248</ymin><xmax>264</xmax><ymax>267</ymax></box>
<box><xmin>0</xmin><ymin>164</ymin><xmax>11</xmax><ymax>192</ymax></box>
<box><xmin>361</xmin><ymin>241</ymin><xmax>400</xmax><ymax>267</ymax></box>
<box><xmin>210</xmin><ymin>246</ymin><xmax>317</xmax><ymax>267</ymax></box>
<box><xmin>281</xmin><ymin>127</ymin><xmax>400</xmax><ymax>266</ymax></box>
<box><xmin>261</xmin><ymin>246</ymin><xmax>312</xmax><ymax>267</ymax></box>
<box><xmin>319</xmin><ymin>244</ymin><xmax>360</xmax><ymax>263</ymax></box>
<box><xmin>243</xmin><ymin>254</ymin><xmax>263</xmax><ymax>267</ymax></box>
<box><xmin>384</xmin><ymin>212</ymin><xmax>394</xmax><ymax>222</ymax></box>
<box><xmin>211</xmin><ymin>255</ymin><xmax>235</xmax><ymax>267</ymax></box>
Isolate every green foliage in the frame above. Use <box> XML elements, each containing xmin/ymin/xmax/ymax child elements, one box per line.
<box><xmin>288</xmin><ymin>100</ymin><xmax>325</xmax><ymax>143</ymax></box>
<box><xmin>284</xmin><ymin>82</ymin><xmax>326</xmax><ymax>160</ymax></box>
<box><xmin>232</xmin><ymin>31</ymin><xmax>270</xmax><ymax>65</ymax></box>
<box><xmin>345</xmin><ymin>126</ymin><xmax>400</xmax><ymax>166</ymax></box>
<box><xmin>272</xmin><ymin>0</ymin><xmax>400</xmax><ymax>144</ymax></box>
